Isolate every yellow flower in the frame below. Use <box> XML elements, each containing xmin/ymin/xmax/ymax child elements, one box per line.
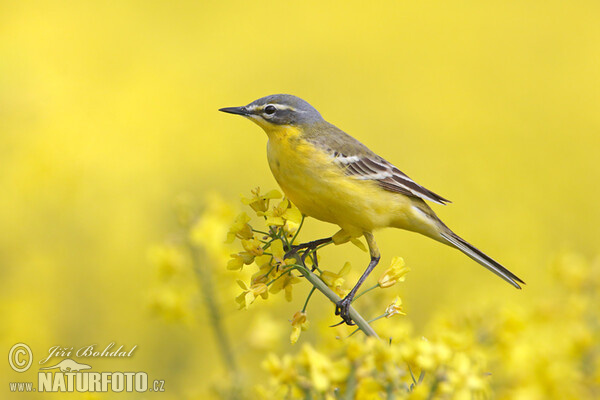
<box><xmin>262</xmin><ymin>198</ymin><xmax>303</xmax><ymax>227</ymax></box>
<box><xmin>225</xmin><ymin>212</ymin><xmax>253</xmax><ymax>243</ymax></box>
<box><xmin>226</xmin><ymin>252</ymin><xmax>254</xmax><ymax>270</ymax></box>
<box><xmin>320</xmin><ymin>262</ymin><xmax>351</xmax><ymax>297</ymax></box>
<box><xmin>346</xmin><ymin>339</ymin><xmax>366</xmax><ymax>362</ymax></box>
<box><xmin>290</xmin><ymin>311</ymin><xmax>309</xmax><ymax>344</ymax></box>
<box><xmin>242</xmin><ymin>187</ymin><xmax>281</xmax><ymax>213</ymax></box>
<box><xmin>283</xmin><ymin>219</ymin><xmax>301</xmax><ymax>238</ymax></box>
<box><xmin>355</xmin><ymin>376</ymin><xmax>383</xmax><ymax>400</ymax></box>
<box><xmin>235</xmin><ymin>280</ymin><xmax>268</xmax><ymax>310</ymax></box>
<box><xmin>188</xmin><ymin>193</ymin><xmax>236</xmax><ymax>257</ymax></box>
<box><xmin>254</xmin><ymin>254</ymin><xmax>274</xmax><ymax>268</ymax></box>
<box><xmin>268</xmin><ymin>240</ymin><xmax>286</xmax><ymax>265</ymax></box>
<box><xmin>331</xmin><ymin>228</ymin><xmax>354</xmax><ymax>244</ymax></box>
<box><xmin>264</xmin><ymin>240</ymin><xmax>300</xmax><ymax>299</ymax></box>
<box><xmin>331</xmin><ymin>229</ymin><xmax>367</xmax><ymax>252</ymax></box>
<box><xmin>297</xmin><ymin>344</ymin><xmax>334</xmax><ymax>392</ymax></box>
<box><xmin>378</xmin><ymin>257</ymin><xmax>409</xmax><ymax>288</ymax></box>
<box><xmin>251</xmin><ymin>269</ymin><xmax>269</xmax><ymax>285</ymax></box>
<box><xmin>262</xmin><ymin>353</ymin><xmax>297</xmax><ymax>385</ymax></box>
<box><xmin>269</xmin><ymin>268</ymin><xmax>302</xmax><ymax>301</ymax></box>
<box><xmin>241</xmin><ymin>238</ymin><xmax>264</xmax><ymax>256</ymax></box>
<box><xmin>227</xmin><ymin>238</ymin><xmax>265</xmax><ymax>270</ymax></box>
<box><xmin>385</xmin><ymin>296</ymin><xmax>406</xmax><ymax>318</ymax></box>
<box><xmin>251</xmin><ymin>255</ymin><xmax>275</xmax><ymax>284</ymax></box>
<box><xmin>268</xmin><ymin>239</ymin><xmax>297</xmax><ymax>264</ymax></box>
<box><xmin>412</xmin><ymin>338</ymin><xmax>452</xmax><ymax>371</ymax></box>
<box><xmin>439</xmin><ymin>353</ymin><xmax>487</xmax><ymax>397</ymax></box>
<box><xmin>148</xmin><ymin>244</ymin><xmax>187</xmax><ymax>280</ymax></box>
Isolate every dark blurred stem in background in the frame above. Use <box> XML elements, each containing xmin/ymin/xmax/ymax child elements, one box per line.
<box><xmin>187</xmin><ymin>241</ymin><xmax>241</xmax><ymax>399</ymax></box>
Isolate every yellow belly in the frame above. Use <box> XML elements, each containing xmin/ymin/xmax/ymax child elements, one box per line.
<box><xmin>265</xmin><ymin>129</ymin><xmax>432</xmax><ymax>237</ymax></box>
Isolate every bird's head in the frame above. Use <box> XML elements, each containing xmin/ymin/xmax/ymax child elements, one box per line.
<box><xmin>219</xmin><ymin>94</ymin><xmax>323</xmax><ymax>131</ymax></box>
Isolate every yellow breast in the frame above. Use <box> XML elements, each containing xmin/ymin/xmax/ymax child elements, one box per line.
<box><xmin>264</xmin><ymin>125</ymin><xmax>419</xmax><ymax>235</ymax></box>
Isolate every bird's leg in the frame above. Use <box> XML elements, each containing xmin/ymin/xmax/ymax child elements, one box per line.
<box><xmin>306</xmin><ymin>249</ymin><xmax>319</xmax><ymax>272</ymax></box>
<box><xmin>335</xmin><ymin>232</ymin><xmax>380</xmax><ymax>326</ymax></box>
<box><xmin>292</xmin><ymin>237</ymin><xmax>332</xmax><ymax>251</ymax></box>
<box><xmin>284</xmin><ymin>237</ymin><xmax>332</xmax><ymax>259</ymax></box>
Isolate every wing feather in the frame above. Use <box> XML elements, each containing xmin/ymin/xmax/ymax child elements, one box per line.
<box><xmin>332</xmin><ymin>152</ymin><xmax>451</xmax><ymax>205</ymax></box>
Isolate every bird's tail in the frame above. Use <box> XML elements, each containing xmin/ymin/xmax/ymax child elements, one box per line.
<box><xmin>439</xmin><ymin>230</ymin><xmax>525</xmax><ymax>289</ymax></box>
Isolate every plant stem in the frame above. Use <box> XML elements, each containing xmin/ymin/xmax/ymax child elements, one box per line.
<box><xmin>295</xmin><ymin>264</ymin><xmax>379</xmax><ymax>338</ymax></box>
<box><xmin>352</xmin><ymin>284</ymin><xmax>379</xmax><ymax>302</ymax></box>
<box><xmin>266</xmin><ymin>266</ymin><xmax>300</xmax><ymax>287</ymax></box>
<box><xmin>252</xmin><ymin>228</ymin><xmax>272</xmax><ymax>236</ymax></box>
<box><xmin>344</xmin><ymin>365</ymin><xmax>357</xmax><ymax>400</ymax></box>
<box><xmin>290</xmin><ymin>215</ymin><xmax>305</xmax><ymax>245</ymax></box>
<box><xmin>302</xmin><ymin>287</ymin><xmax>316</xmax><ymax>312</ymax></box>
<box><xmin>347</xmin><ymin>313</ymin><xmax>387</xmax><ymax>338</ymax></box>
<box><xmin>187</xmin><ymin>242</ymin><xmax>240</xmax><ymax>397</ymax></box>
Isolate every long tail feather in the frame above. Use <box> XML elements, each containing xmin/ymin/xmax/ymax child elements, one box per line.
<box><xmin>440</xmin><ymin>231</ymin><xmax>525</xmax><ymax>289</ymax></box>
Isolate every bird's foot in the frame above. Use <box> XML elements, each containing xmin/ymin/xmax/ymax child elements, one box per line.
<box><xmin>284</xmin><ymin>237</ymin><xmax>332</xmax><ymax>260</ymax></box>
<box><xmin>334</xmin><ymin>296</ymin><xmax>355</xmax><ymax>326</ymax></box>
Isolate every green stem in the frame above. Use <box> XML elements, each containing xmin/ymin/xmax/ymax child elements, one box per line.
<box><xmin>408</xmin><ymin>364</ymin><xmax>417</xmax><ymax>388</ymax></box>
<box><xmin>266</xmin><ymin>266</ymin><xmax>300</xmax><ymax>286</ymax></box>
<box><xmin>386</xmin><ymin>383</ymin><xmax>394</xmax><ymax>400</ymax></box>
<box><xmin>294</xmin><ymin>264</ymin><xmax>379</xmax><ymax>338</ymax></box>
<box><xmin>352</xmin><ymin>284</ymin><xmax>379</xmax><ymax>303</ymax></box>
<box><xmin>370</xmin><ymin>314</ymin><xmax>387</xmax><ymax>323</ymax></box>
<box><xmin>261</xmin><ymin>238</ymin><xmax>277</xmax><ymax>250</ymax></box>
<box><xmin>280</xmin><ymin>227</ymin><xmax>291</xmax><ymax>249</ymax></box>
<box><xmin>187</xmin><ymin>242</ymin><xmax>240</xmax><ymax>396</ymax></box>
<box><xmin>290</xmin><ymin>215</ymin><xmax>305</xmax><ymax>245</ymax></box>
<box><xmin>347</xmin><ymin>313</ymin><xmax>387</xmax><ymax>338</ymax></box>
<box><xmin>344</xmin><ymin>365</ymin><xmax>357</xmax><ymax>400</ymax></box>
<box><xmin>426</xmin><ymin>377</ymin><xmax>439</xmax><ymax>400</ymax></box>
<box><xmin>252</xmin><ymin>228</ymin><xmax>272</xmax><ymax>236</ymax></box>
<box><xmin>262</xmin><ymin>262</ymin><xmax>276</xmax><ymax>279</ymax></box>
<box><xmin>302</xmin><ymin>287</ymin><xmax>316</xmax><ymax>312</ymax></box>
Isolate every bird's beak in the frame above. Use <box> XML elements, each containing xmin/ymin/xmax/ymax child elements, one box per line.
<box><xmin>218</xmin><ymin>106</ymin><xmax>249</xmax><ymax>116</ymax></box>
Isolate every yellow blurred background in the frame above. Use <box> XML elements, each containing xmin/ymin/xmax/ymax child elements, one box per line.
<box><xmin>1</xmin><ymin>1</ymin><xmax>599</xmax><ymax>399</ymax></box>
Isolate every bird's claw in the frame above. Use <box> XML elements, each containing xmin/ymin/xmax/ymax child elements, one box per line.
<box><xmin>329</xmin><ymin>319</ymin><xmax>348</xmax><ymax>327</ymax></box>
<box><xmin>334</xmin><ymin>297</ymin><xmax>355</xmax><ymax>326</ymax></box>
<box><xmin>284</xmin><ymin>238</ymin><xmax>332</xmax><ymax>261</ymax></box>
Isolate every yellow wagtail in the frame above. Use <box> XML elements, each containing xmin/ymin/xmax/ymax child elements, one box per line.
<box><xmin>220</xmin><ymin>94</ymin><xmax>524</xmax><ymax>324</ymax></box>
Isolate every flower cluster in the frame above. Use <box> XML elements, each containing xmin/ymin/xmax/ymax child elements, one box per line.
<box><xmin>226</xmin><ymin>188</ymin><xmax>304</xmax><ymax>308</ymax></box>
<box><xmin>257</xmin><ymin>334</ymin><xmax>490</xmax><ymax>399</ymax></box>
<box><xmin>426</xmin><ymin>252</ymin><xmax>600</xmax><ymax>400</ymax></box>
<box><xmin>227</xmin><ymin>187</ymin><xmax>410</xmax><ymax>343</ymax></box>
<box><xmin>149</xmin><ymin>190</ymin><xmax>600</xmax><ymax>400</ymax></box>
<box><xmin>147</xmin><ymin>194</ymin><xmax>237</xmax><ymax>323</ymax></box>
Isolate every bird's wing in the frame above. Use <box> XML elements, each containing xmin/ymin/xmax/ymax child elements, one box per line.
<box><xmin>331</xmin><ymin>151</ymin><xmax>451</xmax><ymax>205</ymax></box>
<box><xmin>305</xmin><ymin>122</ymin><xmax>451</xmax><ymax>205</ymax></box>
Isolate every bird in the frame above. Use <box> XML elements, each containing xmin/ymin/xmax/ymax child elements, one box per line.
<box><xmin>219</xmin><ymin>94</ymin><xmax>524</xmax><ymax>325</ymax></box>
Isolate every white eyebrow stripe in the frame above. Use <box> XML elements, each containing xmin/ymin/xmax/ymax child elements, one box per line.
<box><xmin>270</xmin><ymin>104</ymin><xmax>307</xmax><ymax>113</ymax></box>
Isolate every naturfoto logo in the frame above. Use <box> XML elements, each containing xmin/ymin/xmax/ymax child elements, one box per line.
<box><xmin>8</xmin><ymin>342</ymin><xmax>165</xmax><ymax>394</ymax></box>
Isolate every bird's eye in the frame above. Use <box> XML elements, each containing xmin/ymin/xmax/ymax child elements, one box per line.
<box><xmin>264</xmin><ymin>105</ymin><xmax>277</xmax><ymax>115</ymax></box>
